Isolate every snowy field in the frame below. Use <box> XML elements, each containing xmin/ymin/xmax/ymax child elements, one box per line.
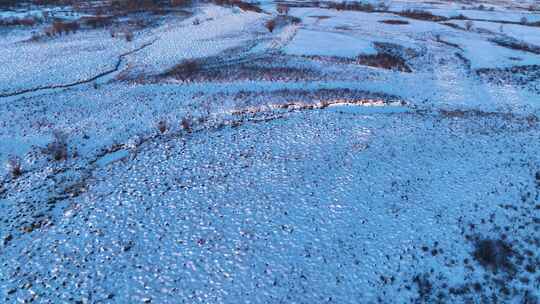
<box><xmin>1</xmin><ymin>0</ymin><xmax>540</xmax><ymax>303</ymax></box>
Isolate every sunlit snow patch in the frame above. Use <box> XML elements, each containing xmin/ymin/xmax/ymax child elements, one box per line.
<box><xmin>95</xmin><ymin>149</ymin><xmax>130</xmax><ymax>167</ymax></box>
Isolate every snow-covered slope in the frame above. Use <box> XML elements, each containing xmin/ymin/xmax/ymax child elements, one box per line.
<box><xmin>1</xmin><ymin>0</ymin><xmax>540</xmax><ymax>302</ymax></box>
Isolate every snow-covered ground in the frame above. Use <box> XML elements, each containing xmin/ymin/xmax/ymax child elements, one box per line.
<box><xmin>1</xmin><ymin>0</ymin><xmax>539</xmax><ymax>303</ymax></box>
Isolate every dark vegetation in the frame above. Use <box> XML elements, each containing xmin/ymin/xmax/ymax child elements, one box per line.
<box><xmin>47</xmin><ymin>20</ymin><xmax>80</xmax><ymax>35</ymax></box>
<box><xmin>265</xmin><ymin>18</ymin><xmax>275</xmax><ymax>32</ymax></box>
<box><xmin>476</xmin><ymin>65</ymin><xmax>540</xmax><ymax>92</ymax></box>
<box><xmin>378</xmin><ymin>19</ymin><xmax>409</xmax><ymax>25</ymax></box>
<box><xmin>81</xmin><ymin>15</ymin><xmax>114</xmax><ymax>28</ymax></box>
<box><xmin>357</xmin><ymin>42</ymin><xmax>414</xmax><ymax>73</ymax></box>
<box><xmin>6</xmin><ymin>156</ymin><xmax>22</xmax><ymax>179</ymax></box>
<box><xmin>156</xmin><ymin>119</ymin><xmax>169</xmax><ymax>134</ymax></box>
<box><xmin>0</xmin><ymin>17</ymin><xmax>41</xmax><ymax>27</ymax></box>
<box><xmin>373</xmin><ymin>165</ymin><xmax>540</xmax><ymax>303</ymax></box>
<box><xmin>327</xmin><ymin>1</ymin><xmax>376</xmax><ymax>12</ymax></box>
<box><xmin>489</xmin><ymin>37</ymin><xmax>540</xmax><ymax>55</ymax></box>
<box><xmin>357</xmin><ymin>53</ymin><xmax>411</xmax><ymax>72</ymax></box>
<box><xmin>212</xmin><ymin>0</ymin><xmax>262</xmax><ymax>13</ymax></box>
<box><xmin>265</xmin><ymin>14</ymin><xmax>301</xmax><ymax>32</ymax></box>
<box><xmin>44</xmin><ymin>131</ymin><xmax>69</xmax><ymax>161</ymax></box>
<box><xmin>397</xmin><ymin>9</ymin><xmax>447</xmax><ymax>22</ymax></box>
<box><xmin>164</xmin><ymin>59</ymin><xmax>201</xmax><ymax>80</ymax></box>
<box><xmin>473</xmin><ymin>239</ymin><xmax>514</xmax><ymax>273</ymax></box>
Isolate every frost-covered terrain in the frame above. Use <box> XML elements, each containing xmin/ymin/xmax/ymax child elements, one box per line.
<box><xmin>1</xmin><ymin>0</ymin><xmax>540</xmax><ymax>303</ymax></box>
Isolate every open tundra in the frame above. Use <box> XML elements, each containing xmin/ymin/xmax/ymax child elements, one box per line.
<box><xmin>1</xmin><ymin>0</ymin><xmax>540</xmax><ymax>303</ymax></box>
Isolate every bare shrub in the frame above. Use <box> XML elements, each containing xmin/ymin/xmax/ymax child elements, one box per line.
<box><xmin>265</xmin><ymin>19</ymin><xmax>276</xmax><ymax>32</ymax></box>
<box><xmin>51</xmin><ymin>20</ymin><xmax>80</xmax><ymax>35</ymax></box>
<box><xmin>290</xmin><ymin>16</ymin><xmax>302</xmax><ymax>24</ymax></box>
<box><xmin>465</xmin><ymin>20</ymin><xmax>473</xmax><ymax>31</ymax></box>
<box><xmin>125</xmin><ymin>30</ymin><xmax>134</xmax><ymax>41</ymax></box>
<box><xmin>451</xmin><ymin>14</ymin><xmax>467</xmax><ymax>20</ymax></box>
<box><xmin>181</xmin><ymin>117</ymin><xmax>192</xmax><ymax>132</ymax></box>
<box><xmin>156</xmin><ymin>120</ymin><xmax>169</xmax><ymax>134</ymax></box>
<box><xmin>277</xmin><ymin>4</ymin><xmax>289</xmax><ymax>15</ymax></box>
<box><xmin>45</xmin><ymin>131</ymin><xmax>68</xmax><ymax>161</ymax></box>
<box><xmin>6</xmin><ymin>156</ymin><xmax>22</xmax><ymax>178</ymax></box>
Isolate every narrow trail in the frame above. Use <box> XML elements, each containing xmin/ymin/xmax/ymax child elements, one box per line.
<box><xmin>0</xmin><ymin>39</ymin><xmax>158</xmax><ymax>100</ymax></box>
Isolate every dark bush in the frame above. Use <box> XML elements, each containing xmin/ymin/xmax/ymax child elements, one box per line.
<box><xmin>265</xmin><ymin>19</ymin><xmax>276</xmax><ymax>32</ymax></box>
<box><xmin>45</xmin><ymin>131</ymin><xmax>68</xmax><ymax>161</ymax></box>
<box><xmin>6</xmin><ymin>156</ymin><xmax>22</xmax><ymax>178</ymax></box>
<box><xmin>473</xmin><ymin>239</ymin><xmax>514</xmax><ymax>273</ymax></box>
<box><xmin>156</xmin><ymin>120</ymin><xmax>169</xmax><ymax>134</ymax></box>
